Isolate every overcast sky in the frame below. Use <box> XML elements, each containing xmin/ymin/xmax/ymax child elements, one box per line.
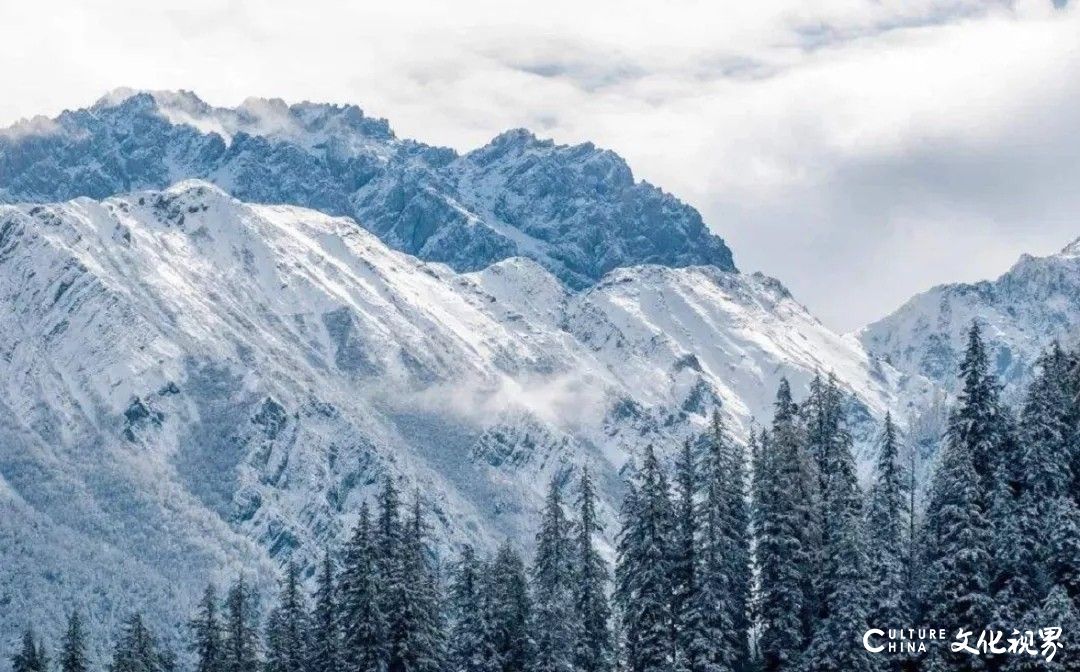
<box><xmin>1</xmin><ymin>0</ymin><xmax>1077</xmax><ymax>331</ymax></box>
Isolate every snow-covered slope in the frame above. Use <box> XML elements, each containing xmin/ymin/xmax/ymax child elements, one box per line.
<box><xmin>0</xmin><ymin>182</ymin><xmax>924</xmax><ymax>659</ymax></box>
<box><xmin>857</xmin><ymin>238</ymin><xmax>1080</xmax><ymax>395</ymax></box>
<box><xmin>0</xmin><ymin>90</ymin><xmax>735</xmax><ymax>289</ymax></box>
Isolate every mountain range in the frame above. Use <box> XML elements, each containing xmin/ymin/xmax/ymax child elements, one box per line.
<box><xmin>0</xmin><ymin>90</ymin><xmax>1075</xmax><ymax>664</ymax></box>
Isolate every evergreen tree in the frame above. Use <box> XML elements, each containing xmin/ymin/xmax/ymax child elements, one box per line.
<box><xmin>1011</xmin><ymin>347</ymin><xmax>1080</xmax><ymax>603</ymax></box>
<box><xmin>951</xmin><ymin>322</ymin><xmax>1006</xmax><ymax>496</ymax></box>
<box><xmin>340</xmin><ymin>502</ymin><xmax>386</xmax><ymax>672</ymax></box>
<box><xmin>615</xmin><ymin>446</ymin><xmax>674</xmax><ymax>672</ymax></box>
<box><xmin>1047</xmin><ymin>495</ymin><xmax>1080</xmax><ymax>602</ymax></box>
<box><xmin>987</xmin><ymin>472</ymin><xmax>1036</xmax><ymax>638</ymax></box>
<box><xmin>755</xmin><ymin>380</ymin><xmax>811</xmax><ymax>672</ymax></box>
<box><xmin>920</xmin><ymin>324</ymin><xmax>996</xmax><ymax>642</ymax></box>
<box><xmin>573</xmin><ymin>467</ymin><xmax>613</xmax><ymax>672</ymax></box>
<box><xmin>310</xmin><ymin>552</ymin><xmax>340</xmax><ymax>672</ymax></box>
<box><xmin>800</xmin><ymin>374</ymin><xmax>837</xmax><ymax>629</ymax></box>
<box><xmin>449</xmin><ymin>545</ymin><xmax>496</xmax><ymax>672</ymax></box>
<box><xmin>13</xmin><ymin>628</ymin><xmax>47</xmax><ymax>672</ymax></box>
<box><xmin>485</xmin><ymin>543</ymin><xmax>531</xmax><ymax>672</ymax></box>
<box><xmin>190</xmin><ymin>585</ymin><xmax>224</xmax><ymax>672</ymax></box>
<box><xmin>60</xmin><ymin>612</ymin><xmax>88</xmax><ymax>672</ymax></box>
<box><xmin>1019</xmin><ymin>346</ymin><xmax>1073</xmax><ymax>501</ymax></box>
<box><xmin>865</xmin><ymin>413</ymin><xmax>909</xmax><ymax>629</ymax></box>
<box><xmin>921</xmin><ymin>375</ymin><xmax>995</xmax><ymax>669</ymax></box>
<box><xmin>265</xmin><ymin>562</ymin><xmax>309</xmax><ymax>672</ymax></box>
<box><xmin>110</xmin><ymin>614</ymin><xmax>163</xmax><ymax>672</ymax></box>
<box><xmin>531</xmin><ymin>480</ymin><xmax>575</xmax><ymax>672</ymax></box>
<box><xmin>671</xmin><ymin>440</ymin><xmax>703</xmax><ymax>672</ymax></box>
<box><xmin>376</xmin><ymin>476</ymin><xmax>404</xmax><ymax>671</ymax></box>
<box><xmin>384</xmin><ymin>493</ymin><xmax>445</xmax><ymax>672</ymax></box>
<box><xmin>224</xmin><ymin>578</ymin><xmax>261</xmax><ymax>672</ymax></box>
<box><xmin>802</xmin><ymin>395</ymin><xmax>873</xmax><ymax>672</ymax></box>
<box><xmin>696</xmin><ymin>410</ymin><xmax>750</xmax><ymax>672</ymax></box>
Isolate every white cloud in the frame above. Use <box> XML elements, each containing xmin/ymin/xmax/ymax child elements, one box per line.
<box><xmin>1</xmin><ymin>0</ymin><xmax>1077</xmax><ymax>330</ymax></box>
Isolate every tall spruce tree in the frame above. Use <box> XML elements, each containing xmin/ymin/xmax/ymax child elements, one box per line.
<box><xmin>1014</xmin><ymin>347</ymin><xmax>1080</xmax><ymax>605</ymax></box>
<box><xmin>60</xmin><ymin>612</ymin><xmax>88</xmax><ymax>672</ymax></box>
<box><xmin>265</xmin><ymin>562</ymin><xmax>308</xmax><ymax>672</ymax></box>
<box><xmin>1020</xmin><ymin>346</ymin><xmax>1073</xmax><ymax>501</ymax></box>
<box><xmin>920</xmin><ymin>325</ymin><xmax>995</xmax><ymax>670</ymax></box>
<box><xmin>449</xmin><ymin>545</ymin><xmax>496</xmax><ymax>672</ymax></box>
<box><xmin>383</xmin><ymin>493</ymin><xmax>445</xmax><ymax>672</ymax></box>
<box><xmin>341</xmin><ymin>502</ymin><xmax>386</xmax><ymax>672</ymax></box>
<box><xmin>485</xmin><ymin>543</ymin><xmax>531</xmax><ymax>672</ymax></box>
<box><xmin>110</xmin><ymin>614</ymin><xmax>162</xmax><ymax>672</ymax></box>
<box><xmin>224</xmin><ymin>578</ymin><xmax>261</xmax><ymax>672</ymax></box>
<box><xmin>801</xmin><ymin>374</ymin><xmax>837</xmax><ymax>628</ymax></box>
<box><xmin>865</xmin><ymin>413</ymin><xmax>909</xmax><ymax>629</ymax></box>
<box><xmin>755</xmin><ymin>380</ymin><xmax>812</xmax><ymax>672</ymax></box>
<box><xmin>672</xmin><ymin>440</ymin><xmax>704</xmax><ymax>672</ymax></box>
<box><xmin>802</xmin><ymin>394</ymin><xmax>873</xmax><ymax>672</ymax></box>
<box><xmin>13</xmin><ymin>628</ymin><xmax>47</xmax><ymax>672</ymax></box>
<box><xmin>952</xmin><ymin>322</ymin><xmax>1006</xmax><ymax>494</ymax></box>
<box><xmin>573</xmin><ymin>467</ymin><xmax>613</xmax><ymax>672</ymax></box>
<box><xmin>190</xmin><ymin>585</ymin><xmax>224</xmax><ymax>672</ymax></box>
<box><xmin>696</xmin><ymin>409</ymin><xmax>750</xmax><ymax>672</ymax></box>
<box><xmin>310</xmin><ymin>552</ymin><xmax>340</xmax><ymax>672</ymax></box>
<box><xmin>531</xmin><ymin>480</ymin><xmax>575</xmax><ymax>672</ymax></box>
<box><xmin>615</xmin><ymin>446</ymin><xmax>675</xmax><ymax>672</ymax></box>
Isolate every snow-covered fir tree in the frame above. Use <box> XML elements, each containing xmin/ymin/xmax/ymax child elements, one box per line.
<box><xmin>951</xmin><ymin>322</ymin><xmax>1007</xmax><ymax>495</ymax></box>
<box><xmin>573</xmin><ymin>467</ymin><xmax>613</xmax><ymax>672</ymax></box>
<box><xmin>448</xmin><ymin>545</ymin><xmax>496</xmax><ymax>672</ymax></box>
<box><xmin>754</xmin><ymin>380</ymin><xmax>811</xmax><ymax>672</ymax></box>
<box><xmin>699</xmin><ymin>410</ymin><xmax>751</xmax><ymax>672</ymax></box>
<box><xmin>672</xmin><ymin>440</ymin><xmax>703</xmax><ymax>672</ymax></box>
<box><xmin>223</xmin><ymin>578</ymin><xmax>260</xmax><ymax>672</ymax></box>
<box><xmin>920</xmin><ymin>325</ymin><xmax>995</xmax><ymax>670</ymax></box>
<box><xmin>694</xmin><ymin>410</ymin><xmax>750</xmax><ymax>672</ymax></box>
<box><xmin>531</xmin><ymin>480</ymin><xmax>575</xmax><ymax>672</ymax></box>
<box><xmin>800</xmin><ymin>374</ymin><xmax>836</xmax><ymax>630</ymax></box>
<box><xmin>110</xmin><ymin>614</ymin><xmax>164</xmax><ymax>672</ymax></box>
<box><xmin>60</xmin><ymin>612</ymin><xmax>88</xmax><ymax>672</ymax></box>
<box><xmin>265</xmin><ymin>563</ymin><xmax>308</xmax><ymax>672</ymax></box>
<box><xmin>801</xmin><ymin>394</ymin><xmax>873</xmax><ymax>672</ymax></box>
<box><xmin>865</xmin><ymin>413</ymin><xmax>909</xmax><ymax>630</ymax></box>
<box><xmin>189</xmin><ymin>585</ymin><xmax>223</xmax><ymax>672</ymax></box>
<box><xmin>309</xmin><ymin>552</ymin><xmax>340</xmax><ymax>672</ymax></box>
<box><xmin>12</xmin><ymin>629</ymin><xmax>48</xmax><ymax>672</ymax></box>
<box><xmin>485</xmin><ymin>543</ymin><xmax>531</xmax><ymax>672</ymax></box>
<box><xmin>384</xmin><ymin>494</ymin><xmax>445</xmax><ymax>672</ymax></box>
<box><xmin>616</xmin><ymin>446</ymin><xmax>675</xmax><ymax>672</ymax></box>
<box><xmin>340</xmin><ymin>501</ymin><xmax>386</xmax><ymax>672</ymax></box>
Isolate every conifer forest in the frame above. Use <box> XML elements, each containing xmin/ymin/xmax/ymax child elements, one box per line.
<box><xmin>10</xmin><ymin>324</ymin><xmax>1080</xmax><ymax>671</ymax></box>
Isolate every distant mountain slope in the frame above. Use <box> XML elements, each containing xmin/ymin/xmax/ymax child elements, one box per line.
<box><xmin>0</xmin><ymin>182</ymin><xmax>923</xmax><ymax>659</ymax></box>
<box><xmin>0</xmin><ymin>89</ymin><xmax>735</xmax><ymax>288</ymax></box>
<box><xmin>857</xmin><ymin>239</ymin><xmax>1080</xmax><ymax>395</ymax></box>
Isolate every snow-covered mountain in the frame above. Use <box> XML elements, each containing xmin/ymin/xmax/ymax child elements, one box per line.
<box><xmin>0</xmin><ymin>89</ymin><xmax>734</xmax><ymax>289</ymax></box>
<box><xmin>857</xmin><ymin>238</ymin><xmax>1080</xmax><ymax>396</ymax></box>
<box><xmin>0</xmin><ymin>181</ymin><xmax>927</xmax><ymax>660</ymax></box>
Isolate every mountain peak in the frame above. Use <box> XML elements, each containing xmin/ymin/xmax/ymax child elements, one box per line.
<box><xmin>1</xmin><ymin>89</ymin><xmax>736</xmax><ymax>288</ymax></box>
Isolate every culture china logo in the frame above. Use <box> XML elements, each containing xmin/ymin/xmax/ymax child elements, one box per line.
<box><xmin>863</xmin><ymin>627</ymin><xmax>1065</xmax><ymax>663</ymax></box>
